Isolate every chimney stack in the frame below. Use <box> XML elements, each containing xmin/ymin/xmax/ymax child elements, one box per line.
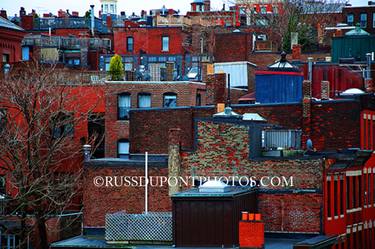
<box><xmin>206</xmin><ymin>73</ymin><xmax>226</xmax><ymax>105</ymax></box>
<box><xmin>321</xmin><ymin>81</ymin><xmax>330</xmax><ymax>100</ymax></box>
<box><xmin>0</xmin><ymin>10</ymin><xmax>7</xmax><ymax>19</ymax></box>
<box><xmin>168</xmin><ymin>128</ymin><xmax>181</xmax><ymax>196</ymax></box>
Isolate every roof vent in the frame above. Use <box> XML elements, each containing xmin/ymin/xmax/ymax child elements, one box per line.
<box><xmin>199</xmin><ymin>180</ymin><xmax>230</xmax><ymax>193</ymax></box>
<box><xmin>341</xmin><ymin>88</ymin><xmax>365</xmax><ymax>96</ymax></box>
<box><xmin>242</xmin><ymin>113</ymin><xmax>267</xmax><ymax>122</ymax></box>
<box><xmin>213</xmin><ymin>107</ymin><xmax>241</xmax><ymax>118</ymax></box>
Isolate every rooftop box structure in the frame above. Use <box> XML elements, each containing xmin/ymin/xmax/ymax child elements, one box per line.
<box><xmin>172</xmin><ymin>186</ymin><xmax>257</xmax><ymax>247</ymax></box>
<box><xmin>255</xmin><ymin>53</ymin><xmax>303</xmax><ymax>104</ymax></box>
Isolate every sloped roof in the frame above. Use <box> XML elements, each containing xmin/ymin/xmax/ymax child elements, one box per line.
<box><xmin>345</xmin><ymin>26</ymin><xmax>370</xmax><ymax>36</ymax></box>
<box><xmin>0</xmin><ymin>16</ymin><xmax>24</xmax><ymax>31</ymax></box>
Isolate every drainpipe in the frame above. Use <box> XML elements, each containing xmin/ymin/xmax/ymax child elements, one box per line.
<box><xmin>366</xmin><ymin>53</ymin><xmax>372</xmax><ymax>80</ymax></box>
<box><xmin>308</xmin><ymin>57</ymin><xmax>313</xmax><ymax>82</ymax></box>
<box><xmin>90</xmin><ymin>5</ymin><xmax>95</xmax><ymax>36</ymax></box>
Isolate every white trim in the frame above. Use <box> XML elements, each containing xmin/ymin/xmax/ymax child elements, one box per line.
<box><xmin>346</xmin><ymin>170</ymin><xmax>362</xmax><ymax>176</ymax></box>
<box><xmin>346</xmin><ymin>228</ymin><xmax>351</xmax><ymax>234</ymax></box>
<box><xmin>327</xmin><ymin>175</ymin><xmax>331</xmax><ymax>181</ymax></box>
<box><xmin>347</xmin><ymin>207</ymin><xmax>362</xmax><ymax>213</ymax></box>
<box><xmin>327</xmin><ymin>217</ymin><xmax>332</xmax><ymax>221</ymax></box>
<box><xmin>364</xmin><ymin>168</ymin><xmax>368</xmax><ymax>174</ymax></box>
<box><xmin>334</xmin><ymin>216</ymin><xmax>339</xmax><ymax>220</ymax></box>
<box><xmin>340</xmin><ymin>214</ymin><xmax>345</xmax><ymax>218</ymax></box>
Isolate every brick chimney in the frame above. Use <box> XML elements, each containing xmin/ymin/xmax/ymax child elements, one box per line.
<box><xmin>0</xmin><ymin>10</ymin><xmax>7</xmax><ymax>19</ymax></box>
<box><xmin>292</xmin><ymin>44</ymin><xmax>301</xmax><ymax>61</ymax></box>
<box><xmin>321</xmin><ymin>81</ymin><xmax>330</xmax><ymax>100</ymax></box>
<box><xmin>302</xmin><ymin>80</ymin><xmax>312</xmax><ymax>150</ymax></box>
<box><xmin>20</xmin><ymin>15</ymin><xmax>34</xmax><ymax>30</ymax></box>
<box><xmin>206</xmin><ymin>73</ymin><xmax>226</xmax><ymax>105</ymax></box>
<box><xmin>168</xmin><ymin>128</ymin><xmax>181</xmax><ymax>196</ymax></box>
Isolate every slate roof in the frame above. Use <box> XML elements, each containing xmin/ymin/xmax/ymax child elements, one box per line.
<box><xmin>0</xmin><ymin>16</ymin><xmax>24</xmax><ymax>31</ymax></box>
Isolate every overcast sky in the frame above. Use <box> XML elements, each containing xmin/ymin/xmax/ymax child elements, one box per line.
<box><xmin>0</xmin><ymin>0</ymin><xmax>370</xmax><ymax>17</ymax></box>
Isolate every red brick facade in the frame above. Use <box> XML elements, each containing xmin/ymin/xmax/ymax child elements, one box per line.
<box><xmin>130</xmin><ymin>100</ymin><xmax>361</xmax><ymax>155</ymax></box>
<box><xmin>114</xmin><ymin>27</ymin><xmax>184</xmax><ymax>55</ymax></box>
<box><xmin>104</xmin><ymin>82</ymin><xmax>206</xmax><ymax>157</ymax></box>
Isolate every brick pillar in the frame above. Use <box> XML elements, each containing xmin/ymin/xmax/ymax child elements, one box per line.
<box><xmin>206</xmin><ymin>73</ymin><xmax>226</xmax><ymax>105</ymax></box>
<box><xmin>168</xmin><ymin>128</ymin><xmax>181</xmax><ymax>196</ymax></box>
<box><xmin>166</xmin><ymin>61</ymin><xmax>174</xmax><ymax>81</ymax></box>
<box><xmin>365</xmin><ymin>79</ymin><xmax>374</xmax><ymax>93</ymax></box>
<box><xmin>292</xmin><ymin>44</ymin><xmax>301</xmax><ymax>61</ymax></box>
<box><xmin>302</xmin><ymin>80</ymin><xmax>312</xmax><ymax>150</ymax></box>
<box><xmin>321</xmin><ymin>81</ymin><xmax>330</xmax><ymax>100</ymax></box>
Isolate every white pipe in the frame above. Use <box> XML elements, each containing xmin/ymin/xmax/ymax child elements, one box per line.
<box><xmin>145</xmin><ymin>152</ymin><xmax>148</xmax><ymax>214</ymax></box>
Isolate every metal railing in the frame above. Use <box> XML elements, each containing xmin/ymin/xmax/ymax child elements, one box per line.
<box><xmin>105</xmin><ymin>212</ymin><xmax>172</xmax><ymax>242</ymax></box>
<box><xmin>22</xmin><ymin>36</ymin><xmax>111</xmax><ymax>50</ymax></box>
<box><xmin>33</xmin><ymin>17</ymin><xmax>107</xmax><ymax>32</ymax></box>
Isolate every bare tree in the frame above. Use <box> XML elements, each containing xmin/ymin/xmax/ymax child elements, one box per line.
<box><xmin>0</xmin><ymin>62</ymin><xmax>103</xmax><ymax>249</ymax></box>
<box><xmin>227</xmin><ymin>0</ymin><xmax>346</xmax><ymax>51</ymax></box>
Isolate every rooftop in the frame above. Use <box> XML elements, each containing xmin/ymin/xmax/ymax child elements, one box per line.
<box><xmin>0</xmin><ymin>16</ymin><xmax>24</xmax><ymax>31</ymax></box>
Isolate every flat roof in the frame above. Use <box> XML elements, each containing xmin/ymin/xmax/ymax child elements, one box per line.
<box><xmin>51</xmin><ymin>235</ymin><xmax>315</xmax><ymax>249</ymax></box>
<box><xmin>172</xmin><ymin>186</ymin><xmax>255</xmax><ymax>198</ymax></box>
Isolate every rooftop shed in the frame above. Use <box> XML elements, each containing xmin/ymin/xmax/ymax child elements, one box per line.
<box><xmin>172</xmin><ymin>184</ymin><xmax>257</xmax><ymax>247</ymax></box>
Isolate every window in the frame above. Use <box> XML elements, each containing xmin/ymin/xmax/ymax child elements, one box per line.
<box><xmin>163</xmin><ymin>93</ymin><xmax>177</xmax><ymax>108</ymax></box>
<box><xmin>88</xmin><ymin>113</ymin><xmax>105</xmax><ymax>159</ymax></box>
<box><xmin>118</xmin><ymin>139</ymin><xmax>129</xmax><ymax>159</ymax></box>
<box><xmin>162</xmin><ymin>36</ymin><xmax>169</xmax><ymax>52</ymax></box>
<box><xmin>373</xmin><ymin>12</ymin><xmax>375</xmax><ymax>28</ymax></box>
<box><xmin>104</xmin><ymin>4</ymin><xmax>108</xmax><ymax>14</ymax></box>
<box><xmin>118</xmin><ymin>93</ymin><xmax>131</xmax><ymax>120</ymax></box>
<box><xmin>51</xmin><ymin>112</ymin><xmax>74</xmax><ymax>139</ymax></box>
<box><xmin>347</xmin><ymin>13</ymin><xmax>354</xmax><ymax>26</ymax></box>
<box><xmin>334</xmin><ymin>179</ymin><xmax>338</xmax><ymax>217</ymax></box>
<box><xmin>196</xmin><ymin>93</ymin><xmax>202</xmax><ymax>106</ymax></box>
<box><xmin>0</xmin><ymin>176</ymin><xmax>5</xmax><ymax>195</ymax></box>
<box><xmin>327</xmin><ymin>178</ymin><xmax>332</xmax><ymax>218</ymax></box>
<box><xmin>0</xmin><ymin>109</ymin><xmax>6</xmax><ymax>132</ymax></box>
<box><xmin>360</xmin><ymin>13</ymin><xmax>367</xmax><ymax>28</ymax></box>
<box><xmin>138</xmin><ymin>93</ymin><xmax>151</xmax><ymax>108</ymax></box>
<box><xmin>346</xmin><ymin>176</ymin><xmax>350</xmax><ymax>209</ymax></box>
<box><xmin>2</xmin><ymin>54</ymin><xmax>9</xmax><ymax>63</ymax></box>
<box><xmin>110</xmin><ymin>4</ymin><xmax>114</xmax><ymax>14</ymax></box>
<box><xmin>127</xmin><ymin>37</ymin><xmax>134</xmax><ymax>52</ymax></box>
<box><xmin>340</xmin><ymin>177</ymin><xmax>344</xmax><ymax>215</ymax></box>
<box><xmin>260</xmin><ymin>6</ymin><xmax>267</xmax><ymax>14</ymax></box>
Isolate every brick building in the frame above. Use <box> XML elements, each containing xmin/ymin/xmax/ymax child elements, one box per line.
<box><xmin>342</xmin><ymin>2</ymin><xmax>375</xmax><ymax>35</ymax></box>
<box><xmin>0</xmin><ymin>15</ymin><xmax>25</xmax><ymax>70</ymax></box>
<box><xmin>80</xmin><ymin>97</ymin><xmax>375</xmax><ymax>247</ymax></box>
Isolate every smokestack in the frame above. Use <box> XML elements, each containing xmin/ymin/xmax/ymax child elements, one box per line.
<box><xmin>90</xmin><ymin>5</ymin><xmax>95</xmax><ymax>36</ymax></box>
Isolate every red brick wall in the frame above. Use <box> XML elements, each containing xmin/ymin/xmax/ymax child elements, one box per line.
<box><xmin>258</xmin><ymin>193</ymin><xmax>322</xmax><ymax>233</ymax></box>
<box><xmin>114</xmin><ymin>27</ymin><xmax>184</xmax><ymax>55</ymax></box>
<box><xmin>0</xmin><ymin>28</ymin><xmax>25</xmax><ymax>66</ymax></box>
<box><xmin>130</xmin><ymin>101</ymin><xmax>361</xmax><ymax>154</ymax></box>
<box><xmin>214</xmin><ymin>32</ymin><xmax>251</xmax><ymax>62</ymax></box>
<box><xmin>105</xmin><ymin>82</ymin><xmax>206</xmax><ymax>157</ymax></box>
<box><xmin>179</xmin><ymin>119</ymin><xmax>324</xmax><ymax>233</ymax></box>
<box><xmin>83</xmin><ymin>165</ymin><xmax>170</xmax><ymax>227</ymax></box>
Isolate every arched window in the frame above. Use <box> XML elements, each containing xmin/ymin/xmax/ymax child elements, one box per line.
<box><xmin>118</xmin><ymin>139</ymin><xmax>129</xmax><ymax>159</ymax></box>
<box><xmin>163</xmin><ymin>92</ymin><xmax>177</xmax><ymax>108</ymax></box>
<box><xmin>138</xmin><ymin>93</ymin><xmax>151</xmax><ymax>108</ymax></box>
<box><xmin>118</xmin><ymin>93</ymin><xmax>131</xmax><ymax>120</ymax></box>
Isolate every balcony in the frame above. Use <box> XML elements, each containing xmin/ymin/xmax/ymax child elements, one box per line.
<box><xmin>33</xmin><ymin>17</ymin><xmax>107</xmax><ymax>33</ymax></box>
<box><xmin>22</xmin><ymin>36</ymin><xmax>111</xmax><ymax>50</ymax></box>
